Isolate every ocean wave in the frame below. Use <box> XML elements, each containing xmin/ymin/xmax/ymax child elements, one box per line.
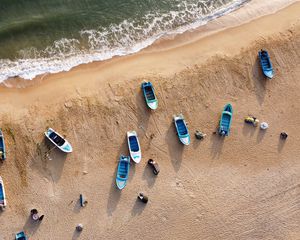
<box><xmin>0</xmin><ymin>0</ymin><xmax>249</xmax><ymax>82</ymax></box>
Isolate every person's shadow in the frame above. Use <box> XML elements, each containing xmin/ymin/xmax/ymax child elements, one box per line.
<box><xmin>23</xmin><ymin>215</ymin><xmax>41</xmax><ymax>235</ymax></box>
<box><xmin>256</xmin><ymin>130</ymin><xmax>266</xmax><ymax>143</ymax></box>
<box><xmin>131</xmin><ymin>198</ymin><xmax>146</xmax><ymax>216</ymax></box>
<box><xmin>277</xmin><ymin>137</ymin><xmax>287</xmax><ymax>153</ymax></box>
<box><xmin>142</xmin><ymin>162</ymin><xmax>157</xmax><ymax>188</ymax></box>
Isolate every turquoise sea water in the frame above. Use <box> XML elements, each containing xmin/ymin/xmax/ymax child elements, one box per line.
<box><xmin>0</xmin><ymin>0</ymin><xmax>249</xmax><ymax>81</ymax></box>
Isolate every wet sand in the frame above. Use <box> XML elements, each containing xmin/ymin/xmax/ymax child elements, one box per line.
<box><xmin>0</xmin><ymin>2</ymin><xmax>300</xmax><ymax>240</ymax></box>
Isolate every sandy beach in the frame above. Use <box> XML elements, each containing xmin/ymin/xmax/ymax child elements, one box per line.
<box><xmin>0</xmin><ymin>2</ymin><xmax>300</xmax><ymax>240</ymax></box>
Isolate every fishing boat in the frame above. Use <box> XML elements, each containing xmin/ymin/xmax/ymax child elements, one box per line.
<box><xmin>0</xmin><ymin>176</ymin><xmax>7</xmax><ymax>209</ymax></box>
<box><xmin>0</xmin><ymin>129</ymin><xmax>6</xmax><ymax>160</ymax></box>
<box><xmin>127</xmin><ymin>131</ymin><xmax>142</xmax><ymax>163</ymax></box>
<box><xmin>173</xmin><ymin>114</ymin><xmax>190</xmax><ymax>145</ymax></box>
<box><xmin>116</xmin><ymin>155</ymin><xmax>130</xmax><ymax>190</ymax></box>
<box><xmin>44</xmin><ymin>128</ymin><xmax>73</xmax><ymax>153</ymax></box>
<box><xmin>258</xmin><ymin>49</ymin><xmax>274</xmax><ymax>79</ymax></box>
<box><xmin>15</xmin><ymin>231</ymin><xmax>28</xmax><ymax>240</ymax></box>
<box><xmin>218</xmin><ymin>104</ymin><xmax>233</xmax><ymax>136</ymax></box>
<box><xmin>141</xmin><ymin>81</ymin><xmax>158</xmax><ymax>110</ymax></box>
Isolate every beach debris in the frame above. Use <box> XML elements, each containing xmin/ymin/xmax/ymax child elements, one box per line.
<box><xmin>76</xmin><ymin>224</ymin><xmax>83</xmax><ymax>232</ymax></box>
<box><xmin>244</xmin><ymin>116</ymin><xmax>259</xmax><ymax>127</ymax></box>
<box><xmin>260</xmin><ymin>122</ymin><xmax>269</xmax><ymax>130</ymax></box>
<box><xmin>280</xmin><ymin>132</ymin><xmax>288</xmax><ymax>140</ymax></box>
<box><xmin>138</xmin><ymin>193</ymin><xmax>148</xmax><ymax>204</ymax></box>
<box><xmin>195</xmin><ymin>130</ymin><xmax>206</xmax><ymax>140</ymax></box>
<box><xmin>83</xmin><ymin>171</ymin><xmax>88</xmax><ymax>175</ymax></box>
<box><xmin>80</xmin><ymin>194</ymin><xmax>88</xmax><ymax>207</ymax></box>
<box><xmin>148</xmin><ymin>159</ymin><xmax>160</xmax><ymax>175</ymax></box>
<box><xmin>64</xmin><ymin>101</ymin><xmax>73</xmax><ymax>109</ymax></box>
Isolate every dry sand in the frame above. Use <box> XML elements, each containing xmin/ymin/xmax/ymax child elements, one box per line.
<box><xmin>0</xmin><ymin>2</ymin><xmax>300</xmax><ymax>240</ymax></box>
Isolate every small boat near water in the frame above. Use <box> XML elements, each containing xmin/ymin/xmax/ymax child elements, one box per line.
<box><xmin>0</xmin><ymin>129</ymin><xmax>6</xmax><ymax>161</ymax></box>
<box><xmin>218</xmin><ymin>104</ymin><xmax>233</xmax><ymax>136</ymax></box>
<box><xmin>45</xmin><ymin>128</ymin><xmax>73</xmax><ymax>153</ymax></box>
<box><xmin>116</xmin><ymin>155</ymin><xmax>130</xmax><ymax>190</ymax></box>
<box><xmin>141</xmin><ymin>81</ymin><xmax>158</xmax><ymax>110</ymax></box>
<box><xmin>127</xmin><ymin>131</ymin><xmax>141</xmax><ymax>163</ymax></box>
<box><xmin>258</xmin><ymin>49</ymin><xmax>274</xmax><ymax>79</ymax></box>
<box><xmin>173</xmin><ymin>114</ymin><xmax>190</xmax><ymax>145</ymax></box>
<box><xmin>0</xmin><ymin>176</ymin><xmax>7</xmax><ymax>209</ymax></box>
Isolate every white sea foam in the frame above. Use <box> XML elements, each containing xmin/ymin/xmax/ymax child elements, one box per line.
<box><xmin>0</xmin><ymin>0</ymin><xmax>295</xmax><ymax>83</ymax></box>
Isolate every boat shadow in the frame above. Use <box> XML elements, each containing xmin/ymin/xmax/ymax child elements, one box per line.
<box><xmin>32</xmin><ymin>138</ymin><xmax>67</xmax><ymax>183</ymax></box>
<box><xmin>210</xmin><ymin>133</ymin><xmax>225</xmax><ymax>159</ymax></box>
<box><xmin>142</xmin><ymin>162</ymin><xmax>157</xmax><ymax>188</ymax></box>
<box><xmin>43</xmin><ymin>138</ymin><xmax>67</xmax><ymax>182</ymax></box>
<box><xmin>106</xmin><ymin>136</ymin><xmax>128</xmax><ymax>216</ymax></box>
<box><xmin>165</xmin><ymin>122</ymin><xmax>184</xmax><ymax>172</ymax></box>
<box><xmin>131</xmin><ymin>198</ymin><xmax>146</xmax><ymax>216</ymax></box>
<box><xmin>135</xmin><ymin>86</ymin><xmax>151</xmax><ymax>138</ymax></box>
<box><xmin>252</xmin><ymin>57</ymin><xmax>268</xmax><ymax>105</ymax></box>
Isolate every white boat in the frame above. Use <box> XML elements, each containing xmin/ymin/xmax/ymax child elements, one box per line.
<box><xmin>127</xmin><ymin>131</ymin><xmax>141</xmax><ymax>163</ymax></box>
<box><xmin>0</xmin><ymin>176</ymin><xmax>7</xmax><ymax>209</ymax></box>
<box><xmin>45</xmin><ymin>128</ymin><xmax>73</xmax><ymax>153</ymax></box>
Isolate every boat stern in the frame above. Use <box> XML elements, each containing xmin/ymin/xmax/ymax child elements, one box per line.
<box><xmin>180</xmin><ymin>135</ymin><xmax>190</xmax><ymax>145</ymax></box>
<box><xmin>131</xmin><ymin>152</ymin><xmax>142</xmax><ymax>163</ymax></box>
<box><xmin>147</xmin><ymin>100</ymin><xmax>158</xmax><ymax>110</ymax></box>
<box><xmin>116</xmin><ymin>179</ymin><xmax>127</xmax><ymax>190</ymax></box>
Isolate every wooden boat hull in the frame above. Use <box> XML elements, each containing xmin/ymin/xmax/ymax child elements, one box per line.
<box><xmin>127</xmin><ymin>131</ymin><xmax>142</xmax><ymax>163</ymax></box>
<box><xmin>258</xmin><ymin>50</ymin><xmax>274</xmax><ymax>79</ymax></box>
<box><xmin>218</xmin><ymin>104</ymin><xmax>233</xmax><ymax>136</ymax></box>
<box><xmin>173</xmin><ymin>114</ymin><xmax>190</xmax><ymax>145</ymax></box>
<box><xmin>45</xmin><ymin>128</ymin><xmax>73</xmax><ymax>153</ymax></box>
<box><xmin>0</xmin><ymin>176</ymin><xmax>7</xmax><ymax>209</ymax></box>
<box><xmin>116</xmin><ymin>155</ymin><xmax>130</xmax><ymax>190</ymax></box>
<box><xmin>141</xmin><ymin>82</ymin><xmax>158</xmax><ymax>110</ymax></box>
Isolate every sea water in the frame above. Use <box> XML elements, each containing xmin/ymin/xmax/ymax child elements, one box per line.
<box><xmin>0</xmin><ymin>0</ymin><xmax>291</xmax><ymax>82</ymax></box>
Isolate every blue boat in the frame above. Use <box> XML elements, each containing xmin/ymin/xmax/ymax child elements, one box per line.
<box><xmin>0</xmin><ymin>176</ymin><xmax>7</xmax><ymax>209</ymax></box>
<box><xmin>258</xmin><ymin>49</ymin><xmax>274</xmax><ymax>79</ymax></box>
<box><xmin>141</xmin><ymin>81</ymin><xmax>158</xmax><ymax>110</ymax></box>
<box><xmin>15</xmin><ymin>231</ymin><xmax>28</xmax><ymax>240</ymax></box>
<box><xmin>0</xmin><ymin>129</ymin><xmax>6</xmax><ymax>160</ymax></box>
<box><xmin>173</xmin><ymin>114</ymin><xmax>190</xmax><ymax>145</ymax></box>
<box><xmin>218</xmin><ymin>104</ymin><xmax>233</xmax><ymax>136</ymax></box>
<box><xmin>116</xmin><ymin>155</ymin><xmax>130</xmax><ymax>190</ymax></box>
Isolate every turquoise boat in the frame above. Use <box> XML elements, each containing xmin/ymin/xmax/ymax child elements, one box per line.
<box><xmin>141</xmin><ymin>81</ymin><xmax>158</xmax><ymax>110</ymax></box>
<box><xmin>173</xmin><ymin>114</ymin><xmax>190</xmax><ymax>145</ymax></box>
<box><xmin>218</xmin><ymin>104</ymin><xmax>233</xmax><ymax>136</ymax></box>
<box><xmin>116</xmin><ymin>155</ymin><xmax>130</xmax><ymax>190</ymax></box>
<box><xmin>258</xmin><ymin>49</ymin><xmax>274</xmax><ymax>79</ymax></box>
<box><xmin>15</xmin><ymin>231</ymin><xmax>28</xmax><ymax>240</ymax></box>
<box><xmin>0</xmin><ymin>176</ymin><xmax>7</xmax><ymax>209</ymax></box>
<box><xmin>0</xmin><ymin>129</ymin><xmax>6</xmax><ymax>161</ymax></box>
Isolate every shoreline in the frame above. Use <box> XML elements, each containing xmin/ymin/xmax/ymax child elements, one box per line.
<box><xmin>1</xmin><ymin>0</ymin><xmax>297</xmax><ymax>88</ymax></box>
<box><xmin>0</xmin><ymin>2</ymin><xmax>299</xmax><ymax>110</ymax></box>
